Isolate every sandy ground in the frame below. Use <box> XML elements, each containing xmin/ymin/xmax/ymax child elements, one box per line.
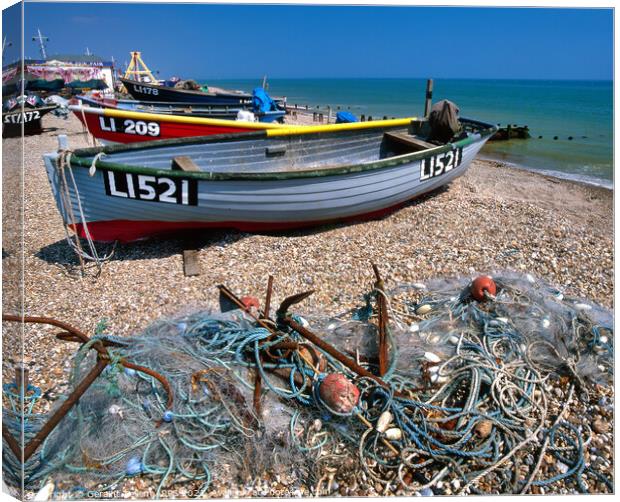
<box><xmin>1</xmin><ymin>113</ymin><xmax>614</xmax><ymax>497</ymax></box>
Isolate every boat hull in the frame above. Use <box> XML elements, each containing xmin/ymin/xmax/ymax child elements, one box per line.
<box><xmin>3</xmin><ymin>105</ymin><xmax>58</xmax><ymax>137</ymax></box>
<box><xmin>71</xmin><ymin>105</ymin><xmax>283</xmax><ymax>144</ymax></box>
<box><xmin>43</xmin><ymin>130</ymin><xmax>489</xmax><ymax>242</ymax></box>
<box><xmin>121</xmin><ymin>78</ymin><xmax>252</xmax><ymax>106</ymax></box>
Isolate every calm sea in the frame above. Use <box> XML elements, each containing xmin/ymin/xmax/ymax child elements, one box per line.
<box><xmin>208</xmin><ymin>78</ymin><xmax>613</xmax><ymax>188</ymax></box>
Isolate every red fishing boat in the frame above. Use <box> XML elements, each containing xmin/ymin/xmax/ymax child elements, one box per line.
<box><xmin>70</xmin><ymin>104</ymin><xmax>286</xmax><ymax>144</ymax></box>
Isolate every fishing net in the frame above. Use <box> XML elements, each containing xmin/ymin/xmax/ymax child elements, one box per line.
<box><xmin>2</xmin><ymin>271</ymin><xmax>614</xmax><ymax>498</ymax></box>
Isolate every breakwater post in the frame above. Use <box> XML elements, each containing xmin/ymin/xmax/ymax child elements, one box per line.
<box><xmin>424</xmin><ymin>79</ymin><xmax>433</xmax><ymax>117</ymax></box>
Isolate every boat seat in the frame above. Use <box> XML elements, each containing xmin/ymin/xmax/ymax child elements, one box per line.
<box><xmin>172</xmin><ymin>156</ymin><xmax>201</xmax><ymax>172</ymax></box>
<box><xmin>384</xmin><ymin>131</ymin><xmax>437</xmax><ymax>152</ymax></box>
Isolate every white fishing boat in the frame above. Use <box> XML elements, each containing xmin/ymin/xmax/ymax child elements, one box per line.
<box><xmin>43</xmin><ymin>116</ymin><xmax>496</xmax><ymax>242</ymax></box>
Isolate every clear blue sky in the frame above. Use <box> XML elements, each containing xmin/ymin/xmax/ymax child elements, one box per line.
<box><xmin>2</xmin><ymin>2</ymin><xmax>613</xmax><ymax>80</ymax></box>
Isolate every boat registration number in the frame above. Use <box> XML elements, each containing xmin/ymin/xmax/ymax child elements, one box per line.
<box><xmin>98</xmin><ymin>117</ymin><xmax>161</xmax><ymax>137</ymax></box>
<box><xmin>103</xmin><ymin>171</ymin><xmax>198</xmax><ymax>205</ymax></box>
<box><xmin>4</xmin><ymin>110</ymin><xmax>41</xmax><ymax>124</ymax></box>
<box><xmin>420</xmin><ymin>147</ymin><xmax>463</xmax><ymax>182</ymax></box>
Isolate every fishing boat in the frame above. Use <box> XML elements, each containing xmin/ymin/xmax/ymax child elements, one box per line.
<box><xmin>3</xmin><ymin>95</ymin><xmax>58</xmax><ymax>137</ymax></box>
<box><xmin>120</xmin><ymin>77</ymin><xmax>254</xmax><ymax>106</ymax></box>
<box><xmin>75</xmin><ymin>94</ymin><xmax>286</xmax><ymax>123</ymax></box>
<box><xmin>43</xmin><ymin>116</ymin><xmax>496</xmax><ymax>242</ymax></box>
<box><xmin>70</xmin><ymin>104</ymin><xmax>289</xmax><ymax>144</ymax></box>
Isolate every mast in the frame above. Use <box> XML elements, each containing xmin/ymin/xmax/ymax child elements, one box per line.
<box><xmin>32</xmin><ymin>28</ymin><xmax>49</xmax><ymax>59</ymax></box>
<box><xmin>123</xmin><ymin>51</ymin><xmax>157</xmax><ymax>83</ymax></box>
<box><xmin>2</xmin><ymin>36</ymin><xmax>12</xmax><ymax>56</ymax></box>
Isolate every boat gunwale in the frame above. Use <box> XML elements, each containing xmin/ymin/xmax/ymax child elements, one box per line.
<box><xmin>119</xmin><ymin>77</ymin><xmax>252</xmax><ymax>99</ymax></box>
<box><xmin>2</xmin><ymin>104</ymin><xmax>59</xmax><ymax>118</ymax></box>
<box><xmin>68</xmin><ymin>104</ymin><xmax>286</xmax><ymax>130</ymax></box>
<box><xmin>57</xmin><ymin>118</ymin><xmax>497</xmax><ymax>181</ymax></box>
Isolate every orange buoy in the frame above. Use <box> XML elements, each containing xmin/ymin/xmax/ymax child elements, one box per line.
<box><xmin>470</xmin><ymin>276</ymin><xmax>497</xmax><ymax>301</ymax></box>
<box><xmin>241</xmin><ymin>296</ymin><xmax>260</xmax><ymax>310</ymax></box>
<box><xmin>319</xmin><ymin>373</ymin><xmax>360</xmax><ymax>414</ymax></box>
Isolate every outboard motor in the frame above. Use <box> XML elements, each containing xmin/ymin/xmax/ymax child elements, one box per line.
<box><xmin>428</xmin><ymin>99</ymin><xmax>462</xmax><ymax>143</ymax></box>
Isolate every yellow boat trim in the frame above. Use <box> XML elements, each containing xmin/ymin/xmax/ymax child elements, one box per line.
<box><xmin>101</xmin><ymin>107</ymin><xmax>284</xmax><ymax>129</ymax></box>
<box><xmin>100</xmin><ymin>107</ymin><xmax>416</xmax><ymax>134</ymax></box>
<box><xmin>265</xmin><ymin>117</ymin><xmax>416</xmax><ymax>136</ymax></box>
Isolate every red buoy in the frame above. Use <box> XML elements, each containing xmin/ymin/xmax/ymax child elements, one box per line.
<box><xmin>241</xmin><ymin>296</ymin><xmax>260</xmax><ymax>310</ymax></box>
<box><xmin>318</xmin><ymin>373</ymin><xmax>360</xmax><ymax>414</ymax></box>
<box><xmin>470</xmin><ymin>276</ymin><xmax>497</xmax><ymax>301</ymax></box>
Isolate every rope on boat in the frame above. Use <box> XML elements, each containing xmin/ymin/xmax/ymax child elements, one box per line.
<box><xmin>88</xmin><ymin>152</ymin><xmax>105</xmax><ymax>177</ymax></box>
<box><xmin>56</xmin><ymin>150</ymin><xmax>114</xmax><ymax>274</ymax></box>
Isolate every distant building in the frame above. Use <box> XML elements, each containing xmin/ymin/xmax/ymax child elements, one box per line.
<box><xmin>2</xmin><ymin>53</ymin><xmax>115</xmax><ymax>94</ymax></box>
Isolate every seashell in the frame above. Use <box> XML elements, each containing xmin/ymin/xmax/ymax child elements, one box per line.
<box><xmin>430</xmin><ymin>373</ymin><xmax>448</xmax><ymax>384</ymax></box>
<box><xmin>599</xmin><ymin>335</ymin><xmax>608</xmax><ymax>344</ymax></box>
<box><xmin>327</xmin><ymin>323</ymin><xmax>336</xmax><ymax>330</ymax></box>
<box><xmin>416</xmin><ymin>304</ymin><xmax>432</xmax><ymax>315</ymax></box>
<box><xmin>108</xmin><ymin>404</ymin><xmax>122</xmax><ymax>415</ymax></box>
<box><xmin>412</xmin><ymin>283</ymin><xmax>427</xmax><ymax>290</ymax></box>
<box><xmin>428</xmin><ymin>365</ymin><xmax>439</xmax><ymax>374</ymax></box>
<box><xmin>376</xmin><ymin>411</ymin><xmax>393</xmax><ymax>433</ymax></box>
<box><xmin>298</xmin><ymin>316</ymin><xmax>310</xmax><ymax>328</ymax></box>
<box><xmin>448</xmin><ymin>335</ymin><xmax>460</xmax><ymax>345</ymax></box>
<box><xmin>541</xmin><ymin>318</ymin><xmax>550</xmax><ymax>329</ymax></box>
<box><xmin>575</xmin><ymin>303</ymin><xmax>592</xmax><ymax>310</ymax></box>
<box><xmin>526</xmin><ymin>274</ymin><xmax>536</xmax><ymax>283</ymax></box>
<box><xmin>384</xmin><ymin>427</ymin><xmax>403</xmax><ymax>440</ymax></box>
<box><xmin>474</xmin><ymin>420</ymin><xmax>493</xmax><ymax>438</ymax></box>
<box><xmin>423</xmin><ymin>351</ymin><xmax>441</xmax><ymax>363</ymax></box>
<box><xmin>409</xmin><ymin>323</ymin><xmax>419</xmax><ymax>333</ymax></box>
<box><xmin>312</xmin><ymin>418</ymin><xmax>322</xmax><ymax>432</ymax></box>
<box><xmin>429</xmin><ymin>335</ymin><xmax>441</xmax><ymax>344</ymax></box>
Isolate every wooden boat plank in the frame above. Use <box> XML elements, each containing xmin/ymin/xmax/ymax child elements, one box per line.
<box><xmin>384</xmin><ymin>131</ymin><xmax>436</xmax><ymax>151</ymax></box>
<box><xmin>183</xmin><ymin>249</ymin><xmax>201</xmax><ymax>276</ymax></box>
<box><xmin>172</xmin><ymin>156</ymin><xmax>201</xmax><ymax>172</ymax></box>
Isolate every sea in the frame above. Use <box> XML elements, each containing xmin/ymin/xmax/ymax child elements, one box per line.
<box><xmin>208</xmin><ymin>78</ymin><xmax>613</xmax><ymax>189</ymax></box>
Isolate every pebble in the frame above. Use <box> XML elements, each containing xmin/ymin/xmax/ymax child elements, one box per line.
<box><xmin>3</xmin><ymin>114</ymin><xmax>613</xmax><ymax>498</ymax></box>
<box><xmin>592</xmin><ymin>418</ymin><xmax>609</xmax><ymax>434</ymax></box>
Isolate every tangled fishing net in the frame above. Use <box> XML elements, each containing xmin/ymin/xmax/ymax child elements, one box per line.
<box><xmin>2</xmin><ymin>271</ymin><xmax>614</xmax><ymax>498</ymax></box>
